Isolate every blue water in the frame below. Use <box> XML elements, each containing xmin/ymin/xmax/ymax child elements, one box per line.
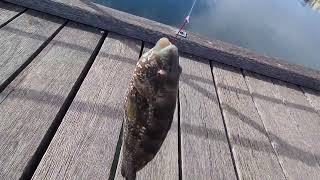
<box><xmin>93</xmin><ymin>0</ymin><xmax>320</xmax><ymax>70</ymax></box>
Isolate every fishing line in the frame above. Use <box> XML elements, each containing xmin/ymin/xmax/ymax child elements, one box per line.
<box><xmin>187</xmin><ymin>0</ymin><xmax>197</xmax><ymax>17</ymax></box>
<box><xmin>174</xmin><ymin>0</ymin><xmax>198</xmax><ymax>40</ymax></box>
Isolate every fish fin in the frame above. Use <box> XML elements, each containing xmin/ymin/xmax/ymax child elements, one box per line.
<box><xmin>126</xmin><ymin>95</ymin><xmax>136</xmax><ymax>121</ymax></box>
<box><xmin>121</xmin><ymin>160</ymin><xmax>136</xmax><ymax>180</ymax></box>
<box><xmin>125</xmin><ymin>175</ymin><xmax>136</xmax><ymax>180</ymax></box>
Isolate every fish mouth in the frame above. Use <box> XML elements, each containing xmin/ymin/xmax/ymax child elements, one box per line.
<box><xmin>156</xmin><ymin>37</ymin><xmax>172</xmax><ymax>49</ymax></box>
<box><xmin>155</xmin><ymin>38</ymin><xmax>179</xmax><ymax>59</ymax></box>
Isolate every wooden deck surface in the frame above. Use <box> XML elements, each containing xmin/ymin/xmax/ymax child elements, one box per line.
<box><xmin>1</xmin><ymin>2</ymin><xmax>320</xmax><ymax>180</ymax></box>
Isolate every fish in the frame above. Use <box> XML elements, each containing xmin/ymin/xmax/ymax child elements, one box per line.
<box><xmin>121</xmin><ymin>37</ymin><xmax>182</xmax><ymax>180</ymax></box>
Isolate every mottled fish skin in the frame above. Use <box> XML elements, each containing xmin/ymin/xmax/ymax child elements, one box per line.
<box><xmin>121</xmin><ymin>38</ymin><xmax>182</xmax><ymax>180</ymax></box>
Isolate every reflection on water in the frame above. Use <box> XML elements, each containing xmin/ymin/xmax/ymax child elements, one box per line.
<box><xmin>94</xmin><ymin>0</ymin><xmax>320</xmax><ymax>70</ymax></box>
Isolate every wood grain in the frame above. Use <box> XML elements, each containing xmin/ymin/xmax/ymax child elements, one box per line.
<box><xmin>0</xmin><ymin>1</ymin><xmax>25</xmax><ymax>27</ymax></box>
<box><xmin>3</xmin><ymin>0</ymin><xmax>320</xmax><ymax>91</ymax></box>
<box><xmin>302</xmin><ymin>88</ymin><xmax>320</xmax><ymax>115</ymax></box>
<box><xmin>0</xmin><ymin>22</ymin><xmax>102</xmax><ymax>179</ymax></box>
<box><xmin>244</xmin><ymin>71</ymin><xmax>320</xmax><ymax>180</ymax></box>
<box><xmin>0</xmin><ymin>9</ymin><xmax>65</xmax><ymax>91</ymax></box>
<box><xmin>274</xmin><ymin>80</ymin><xmax>320</xmax><ymax>170</ymax></box>
<box><xmin>32</xmin><ymin>33</ymin><xmax>141</xmax><ymax>180</ymax></box>
<box><xmin>211</xmin><ymin>62</ymin><xmax>286</xmax><ymax>180</ymax></box>
<box><xmin>179</xmin><ymin>54</ymin><xmax>237</xmax><ymax>180</ymax></box>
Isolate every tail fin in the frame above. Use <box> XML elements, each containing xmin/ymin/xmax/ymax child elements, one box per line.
<box><xmin>121</xmin><ymin>160</ymin><xmax>136</xmax><ymax>180</ymax></box>
<box><xmin>125</xmin><ymin>176</ymin><xmax>136</xmax><ymax>180</ymax></box>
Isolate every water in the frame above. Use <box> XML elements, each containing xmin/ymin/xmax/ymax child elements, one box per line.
<box><xmin>93</xmin><ymin>0</ymin><xmax>320</xmax><ymax>70</ymax></box>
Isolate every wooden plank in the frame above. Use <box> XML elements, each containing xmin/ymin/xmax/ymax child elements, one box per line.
<box><xmin>114</xmin><ymin>44</ymin><xmax>179</xmax><ymax>180</ymax></box>
<box><xmin>0</xmin><ymin>22</ymin><xmax>102</xmax><ymax>179</ymax></box>
<box><xmin>302</xmin><ymin>88</ymin><xmax>320</xmax><ymax>114</ymax></box>
<box><xmin>32</xmin><ymin>33</ymin><xmax>141</xmax><ymax>180</ymax></box>
<box><xmin>211</xmin><ymin>62</ymin><xmax>286</xmax><ymax>179</ymax></box>
<box><xmin>179</xmin><ymin>54</ymin><xmax>237</xmax><ymax>180</ymax></box>
<box><xmin>3</xmin><ymin>0</ymin><xmax>320</xmax><ymax>91</ymax></box>
<box><xmin>274</xmin><ymin>80</ymin><xmax>320</xmax><ymax>165</ymax></box>
<box><xmin>0</xmin><ymin>1</ymin><xmax>25</xmax><ymax>27</ymax></box>
<box><xmin>0</xmin><ymin>9</ymin><xmax>66</xmax><ymax>91</ymax></box>
<box><xmin>244</xmin><ymin>71</ymin><xmax>320</xmax><ymax>180</ymax></box>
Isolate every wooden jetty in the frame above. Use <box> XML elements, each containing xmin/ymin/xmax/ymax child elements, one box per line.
<box><xmin>0</xmin><ymin>0</ymin><xmax>320</xmax><ymax>179</ymax></box>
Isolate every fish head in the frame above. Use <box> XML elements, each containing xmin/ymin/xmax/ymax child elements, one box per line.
<box><xmin>133</xmin><ymin>37</ymin><xmax>182</xmax><ymax>98</ymax></box>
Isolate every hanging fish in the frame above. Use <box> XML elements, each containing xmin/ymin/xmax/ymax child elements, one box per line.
<box><xmin>121</xmin><ymin>37</ymin><xmax>182</xmax><ymax>180</ymax></box>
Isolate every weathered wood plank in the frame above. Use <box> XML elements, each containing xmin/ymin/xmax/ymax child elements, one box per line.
<box><xmin>211</xmin><ymin>62</ymin><xmax>286</xmax><ymax>180</ymax></box>
<box><xmin>0</xmin><ymin>9</ymin><xmax>66</xmax><ymax>92</ymax></box>
<box><xmin>0</xmin><ymin>1</ymin><xmax>25</xmax><ymax>27</ymax></box>
<box><xmin>4</xmin><ymin>0</ymin><xmax>320</xmax><ymax>91</ymax></box>
<box><xmin>113</xmin><ymin>43</ymin><xmax>179</xmax><ymax>180</ymax></box>
<box><xmin>302</xmin><ymin>88</ymin><xmax>320</xmax><ymax>114</ymax></box>
<box><xmin>32</xmin><ymin>33</ymin><xmax>141</xmax><ymax>180</ymax></box>
<box><xmin>274</xmin><ymin>80</ymin><xmax>320</xmax><ymax>165</ymax></box>
<box><xmin>0</xmin><ymin>22</ymin><xmax>102</xmax><ymax>179</ymax></box>
<box><xmin>244</xmin><ymin>71</ymin><xmax>320</xmax><ymax>180</ymax></box>
<box><xmin>179</xmin><ymin>54</ymin><xmax>237</xmax><ymax>180</ymax></box>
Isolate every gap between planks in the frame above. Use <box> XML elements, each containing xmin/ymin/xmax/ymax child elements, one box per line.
<box><xmin>243</xmin><ymin>70</ymin><xmax>320</xmax><ymax>179</ymax></box>
<box><xmin>179</xmin><ymin>54</ymin><xmax>237</xmax><ymax>180</ymax></box>
<box><xmin>20</xmin><ymin>30</ymin><xmax>108</xmax><ymax>180</ymax></box>
<box><xmin>0</xmin><ymin>9</ymin><xmax>68</xmax><ymax>93</ymax></box>
<box><xmin>0</xmin><ymin>20</ymin><xmax>68</xmax><ymax>93</ymax></box>
<box><xmin>177</xmin><ymin>89</ymin><xmax>182</xmax><ymax>180</ymax></box>
<box><xmin>108</xmin><ymin>40</ymin><xmax>145</xmax><ymax>180</ymax></box>
<box><xmin>32</xmin><ymin>33</ymin><xmax>142</xmax><ymax>180</ymax></box>
<box><xmin>209</xmin><ymin>61</ymin><xmax>240</xmax><ymax>180</ymax></box>
<box><xmin>240</xmin><ymin>69</ymin><xmax>288</xmax><ymax>180</ymax></box>
<box><xmin>211</xmin><ymin>60</ymin><xmax>287</xmax><ymax>180</ymax></box>
<box><xmin>0</xmin><ymin>22</ymin><xmax>104</xmax><ymax>179</ymax></box>
<box><xmin>0</xmin><ymin>4</ymin><xmax>26</xmax><ymax>29</ymax></box>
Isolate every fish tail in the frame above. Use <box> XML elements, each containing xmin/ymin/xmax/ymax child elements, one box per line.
<box><xmin>125</xmin><ymin>176</ymin><xmax>136</xmax><ymax>180</ymax></box>
<box><xmin>121</xmin><ymin>159</ymin><xmax>136</xmax><ymax>180</ymax></box>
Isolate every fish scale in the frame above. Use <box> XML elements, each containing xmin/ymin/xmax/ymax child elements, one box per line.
<box><xmin>121</xmin><ymin>38</ymin><xmax>181</xmax><ymax>180</ymax></box>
